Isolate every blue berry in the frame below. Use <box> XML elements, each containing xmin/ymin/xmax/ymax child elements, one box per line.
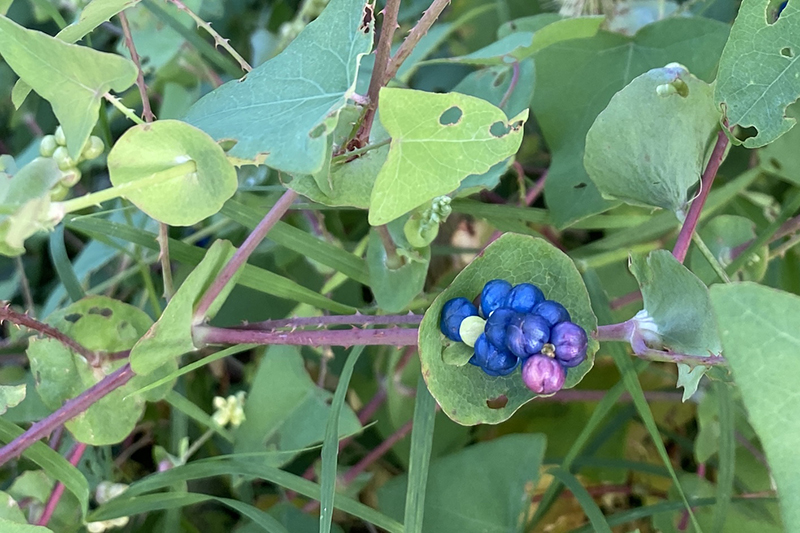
<box><xmin>521</xmin><ymin>354</ymin><xmax>565</xmax><ymax>394</ymax></box>
<box><xmin>440</xmin><ymin>297</ymin><xmax>479</xmax><ymax>342</ymax></box>
<box><xmin>550</xmin><ymin>321</ymin><xmax>588</xmax><ymax>368</ymax></box>
<box><xmin>480</xmin><ymin>279</ymin><xmax>513</xmax><ymax>317</ymax></box>
<box><xmin>504</xmin><ymin>283</ymin><xmax>545</xmax><ymax>313</ymax></box>
<box><xmin>474</xmin><ymin>334</ymin><xmax>519</xmax><ymax>376</ymax></box>
<box><xmin>484</xmin><ymin>307</ymin><xmax>515</xmax><ymax>350</ymax></box>
<box><xmin>532</xmin><ymin>300</ymin><xmax>571</xmax><ymax>327</ymax></box>
<box><xmin>506</xmin><ymin>314</ymin><xmax>551</xmax><ymax>358</ymax></box>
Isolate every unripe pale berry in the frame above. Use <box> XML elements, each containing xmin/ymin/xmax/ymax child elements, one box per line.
<box><xmin>53</xmin><ymin>146</ymin><xmax>76</xmax><ymax>171</ymax></box>
<box><xmin>60</xmin><ymin>168</ymin><xmax>82</xmax><ymax>187</ymax></box>
<box><xmin>521</xmin><ymin>354</ymin><xmax>565</xmax><ymax>394</ymax></box>
<box><xmin>54</xmin><ymin>125</ymin><xmax>66</xmax><ymax>146</ymax></box>
<box><xmin>39</xmin><ymin>135</ymin><xmax>57</xmax><ymax>157</ymax></box>
<box><xmin>81</xmin><ymin>136</ymin><xmax>105</xmax><ymax>161</ymax></box>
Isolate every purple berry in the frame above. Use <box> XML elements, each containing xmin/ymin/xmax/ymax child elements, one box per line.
<box><xmin>480</xmin><ymin>279</ymin><xmax>513</xmax><ymax>317</ymax></box>
<box><xmin>504</xmin><ymin>283</ymin><xmax>545</xmax><ymax>313</ymax></box>
<box><xmin>532</xmin><ymin>300</ymin><xmax>571</xmax><ymax>327</ymax></box>
<box><xmin>550</xmin><ymin>321</ymin><xmax>588</xmax><ymax>368</ymax></box>
<box><xmin>521</xmin><ymin>354</ymin><xmax>565</xmax><ymax>394</ymax></box>
<box><xmin>506</xmin><ymin>314</ymin><xmax>551</xmax><ymax>358</ymax></box>
<box><xmin>484</xmin><ymin>307</ymin><xmax>515</xmax><ymax>349</ymax></box>
<box><xmin>474</xmin><ymin>334</ymin><xmax>519</xmax><ymax>376</ymax></box>
<box><xmin>440</xmin><ymin>297</ymin><xmax>479</xmax><ymax>342</ymax></box>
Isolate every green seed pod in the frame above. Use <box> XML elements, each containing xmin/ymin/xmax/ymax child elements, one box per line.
<box><xmin>54</xmin><ymin>126</ymin><xmax>67</xmax><ymax>146</ymax></box>
<box><xmin>53</xmin><ymin>146</ymin><xmax>76</xmax><ymax>171</ymax></box>
<box><xmin>39</xmin><ymin>135</ymin><xmax>57</xmax><ymax>157</ymax></box>
<box><xmin>60</xmin><ymin>168</ymin><xmax>82</xmax><ymax>187</ymax></box>
<box><xmin>81</xmin><ymin>136</ymin><xmax>105</xmax><ymax>161</ymax></box>
<box><xmin>50</xmin><ymin>182</ymin><xmax>69</xmax><ymax>201</ymax></box>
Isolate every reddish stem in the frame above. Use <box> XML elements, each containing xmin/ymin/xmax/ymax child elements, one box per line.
<box><xmin>37</xmin><ymin>442</ymin><xmax>88</xmax><ymax>526</ymax></box>
<box><xmin>195</xmin><ymin>325</ymin><xmax>419</xmax><ymax>347</ymax></box>
<box><xmin>193</xmin><ymin>190</ymin><xmax>298</xmax><ymax>321</ymax></box>
<box><xmin>672</xmin><ymin>129</ymin><xmax>729</xmax><ymax>263</ymax></box>
<box><xmin>118</xmin><ymin>11</ymin><xmax>155</xmax><ymax>122</ymax></box>
<box><xmin>0</xmin><ymin>364</ymin><xmax>133</xmax><ymax>467</ymax></box>
<box><xmin>234</xmin><ymin>313</ymin><xmax>423</xmax><ymax>331</ymax></box>
<box><xmin>609</xmin><ymin>290</ymin><xmax>642</xmax><ymax>310</ymax></box>
<box><xmin>525</xmin><ymin>171</ymin><xmax>548</xmax><ymax>206</ymax></box>
<box><xmin>0</xmin><ymin>303</ymin><xmax>98</xmax><ymax>365</ymax></box>
<box><xmin>499</xmin><ymin>61</ymin><xmax>520</xmax><ymax>110</ymax></box>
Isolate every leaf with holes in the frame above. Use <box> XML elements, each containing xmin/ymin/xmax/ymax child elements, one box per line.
<box><xmin>183</xmin><ymin>0</ymin><xmax>373</xmax><ymax>172</ymax></box>
<box><xmin>418</xmin><ymin>234</ymin><xmax>597</xmax><ymax>425</ymax></box>
<box><xmin>130</xmin><ymin>240</ymin><xmax>239</xmax><ymax>376</ymax></box>
<box><xmin>710</xmin><ymin>282</ymin><xmax>800</xmax><ymax>532</ymax></box>
<box><xmin>532</xmin><ymin>18</ymin><xmax>730</xmax><ymax>227</ymax></box>
<box><xmin>715</xmin><ymin>0</ymin><xmax>800</xmax><ymax>147</ymax></box>
<box><xmin>26</xmin><ymin>296</ymin><xmax>176</xmax><ymax>445</ymax></box>
<box><xmin>0</xmin><ymin>14</ymin><xmax>137</xmax><ymax>159</ymax></box>
<box><xmin>369</xmin><ymin>88</ymin><xmax>528</xmax><ymax>226</ymax></box>
<box><xmin>585</xmin><ymin>63</ymin><xmax>722</xmax><ymax>215</ymax></box>
<box><xmin>107</xmin><ymin>120</ymin><xmax>237</xmax><ymax>226</ymax></box>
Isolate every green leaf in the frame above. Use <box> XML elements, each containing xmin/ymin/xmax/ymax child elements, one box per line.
<box><xmin>107</xmin><ymin>120</ymin><xmax>237</xmax><ymax>226</ymax></box>
<box><xmin>0</xmin><ymin>385</ymin><xmax>25</xmax><ymax>416</ymax></box>
<box><xmin>440</xmin><ymin>15</ymin><xmax>603</xmax><ymax>65</ymax></box>
<box><xmin>183</xmin><ymin>0</ymin><xmax>373</xmax><ymax>172</ymax></box>
<box><xmin>630</xmin><ymin>250</ymin><xmax>722</xmax><ymax>357</ymax></box>
<box><xmin>759</xmin><ymin>101</ymin><xmax>800</xmax><ymax>185</ymax></box>
<box><xmin>0</xmin><ymin>14</ymin><xmax>137</xmax><ymax>159</ymax></box>
<box><xmin>710</xmin><ymin>282</ymin><xmax>800</xmax><ymax>532</ymax></box>
<box><xmin>367</xmin><ymin>225</ymin><xmax>430</xmax><ymax>313</ymax></box>
<box><xmin>91</xmin><ymin>457</ymin><xmax>403</xmax><ymax>533</ymax></box>
<box><xmin>0</xmin><ymin>491</ymin><xmax>26</xmax><ymax>523</ymax></box>
<box><xmin>403</xmin><ymin>376</ymin><xmax>436</xmax><ymax>533</ymax></box>
<box><xmin>26</xmin><ymin>296</ymin><xmax>175</xmax><ymax>444</ymax></box>
<box><xmin>378</xmin><ymin>434</ymin><xmax>546</xmax><ymax>531</ymax></box>
<box><xmin>584</xmin><ymin>63</ymin><xmax>722</xmax><ymax>214</ymax></box>
<box><xmin>689</xmin><ymin>215</ymin><xmax>768</xmax><ymax>284</ymax></box>
<box><xmin>320</xmin><ymin>346</ymin><xmax>363</xmax><ymax>533</ymax></box>
<box><xmin>418</xmin><ymin>233</ymin><xmax>598</xmax><ymax>425</ymax></box>
<box><xmin>531</xmin><ymin>18</ymin><xmax>730</xmax><ymax>227</ymax></box>
<box><xmin>0</xmin><ymin>418</ymin><xmax>90</xmax><ymax>518</ymax></box>
<box><xmin>715</xmin><ymin>0</ymin><xmax>800</xmax><ymax>148</ymax></box>
<box><xmin>234</xmin><ymin>346</ymin><xmax>361</xmax><ymax>465</ymax></box>
<box><xmin>0</xmin><ymin>518</ymin><xmax>52</xmax><ymax>532</ymax></box>
<box><xmin>452</xmin><ymin>59</ymin><xmax>534</xmax><ymax>120</ymax></box>
<box><xmin>130</xmin><ymin>239</ymin><xmax>238</xmax><ymax>376</ymax></box>
<box><xmin>369</xmin><ymin>88</ymin><xmax>528</xmax><ymax>225</ymax></box>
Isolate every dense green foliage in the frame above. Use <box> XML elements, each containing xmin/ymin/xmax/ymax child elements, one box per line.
<box><xmin>1</xmin><ymin>0</ymin><xmax>799</xmax><ymax>531</ymax></box>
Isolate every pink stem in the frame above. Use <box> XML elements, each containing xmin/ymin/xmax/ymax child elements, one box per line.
<box><xmin>234</xmin><ymin>314</ymin><xmax>422</xmax><ymax>331</ymax></box>
<box><xmin>195</xmin><ymin>325</ymin><xmax>419</xmax><ymax>347</ymax></box>
<box><xmin>194</xmin><ymin>190</ymin><xmax>298</xmax><ymax>320</ymax></box>
<box><xmin>672</xmin><ymin>129</ymin><xmax>729</xmax><ymax>263</ymax></box>
<box><xmin>0</xmin><ymin>365</ymin><xmax>133</xmax><ymax>467</ymax></box>
<box><xmin>37</xmin><ymin>442</ymin><xmax>88</xmax><ymax>526</ymax></box>
<box><xmin>525</xmin><ymin>171</ymin><xmax>548</xmax><ymax>206</ymax></box>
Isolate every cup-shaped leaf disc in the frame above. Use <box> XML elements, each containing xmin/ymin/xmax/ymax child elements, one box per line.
<box><xmin>418</xmin><ymin>234</ymin><xmax>598</xmax><ymax>425</ymax></box>
<box><xmin>107</xmin><ymin>120</ymin><xmax>237</xmax><ymax>226</ymax></box>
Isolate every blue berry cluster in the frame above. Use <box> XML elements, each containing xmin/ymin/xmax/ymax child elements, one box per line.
<box><xmin>440</xmin><ymin>280</ymin><xmax>588</xmax><ymax>395</ymax></box>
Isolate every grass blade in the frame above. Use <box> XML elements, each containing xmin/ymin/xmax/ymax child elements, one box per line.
<box><xmin>584</xmin><ymin>269</ymin><xmax>703</xmax><ymax>532</ymax></box>
<box><xmin>712</xmin><ymin>381</ymin><xmax>735</xmax><ymax>533</ymax></box>
<box><xmin>320</xmin><ymin>345</ymin><xmax>365</xmax><ymax>533</ymax></box>
<box><xmin>0</xmin><ymin>418</ymin><xmax>90</xmax><ymax>518</ymax></box>
<box><xmin>49</xmin><ymin>224</ymin><xmax>85</xmax><ymax>302</ymax></box>
<box><xmin>164</xmin><ymin>390</ymin><xmax>234</xmax><ymax>443</ymax></box>
<box><xmin>548</xmin><ymin>467</ymin><xmax>612</xmax><ymax>533</ymax></box>
<box><xmin>403</xmin><ymin>375</ymin><xmax>437</xmax><ymax>533</ymax></box>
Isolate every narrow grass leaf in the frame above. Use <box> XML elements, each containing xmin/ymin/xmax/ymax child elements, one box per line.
<box><xmin>712</xmin><ymin>381</ymin><xmax>735</xmax><ymax>533</ymax></box>
<box><xmin>49</xmin><ymin>225</ymin><xmax>85</xmax><ymax>302</ymax></box>
<box><xmin>320</xmin><ymin>346</ymin><xmax>364</xmax><ymax>533</ymax></box>
<box><xmin>403</xmin><ymin>375</ymin><xmax>437</xmax><ymax>533</ymax></box>
<box><xmin>164</xmin><ymin>390</ymin><xmax>234</xmax><ymax>443</ymax></box>
<box><xmin>548</xmin><ymin>467</ymin><xmax>612</xmax><ymax>533</ymax></box>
